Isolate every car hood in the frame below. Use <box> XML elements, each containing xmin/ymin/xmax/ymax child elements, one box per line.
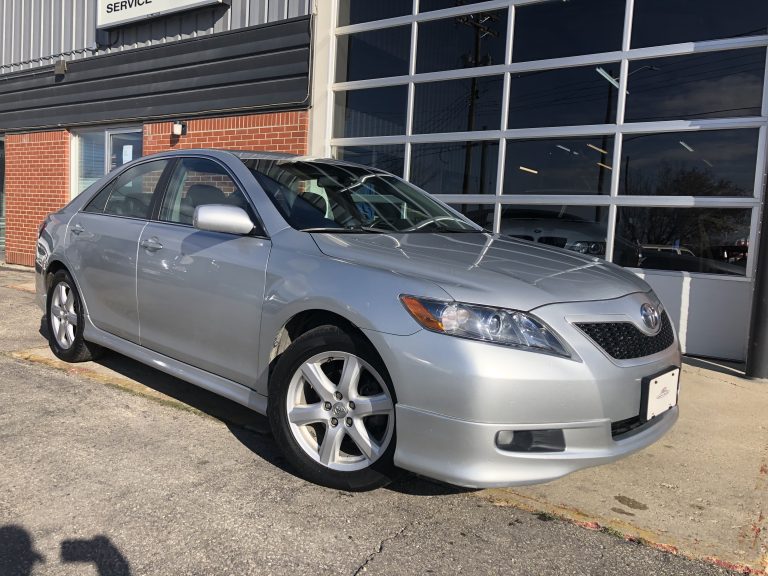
<box><xmin>311</xmin><ymin>232</ymin><xmax>649</xmax><ymax>311</ymax></box>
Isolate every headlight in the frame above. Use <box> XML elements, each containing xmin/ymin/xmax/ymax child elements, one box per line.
<box><xmin>400</xmin><ymin>295</ymin><xmax>570</xmax><ymax>357</ymax></box>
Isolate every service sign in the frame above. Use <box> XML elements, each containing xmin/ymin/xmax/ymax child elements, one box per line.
<box><xmin>97</xmin><ymin>0</ymin><xmax>223</xmax><ymax>29</ymax></box>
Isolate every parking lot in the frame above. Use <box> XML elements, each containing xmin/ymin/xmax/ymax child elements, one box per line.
<box><xmin>0</xmin><ymin>266</ymin><xmax>743</xmax><ymax>575</ymax></box>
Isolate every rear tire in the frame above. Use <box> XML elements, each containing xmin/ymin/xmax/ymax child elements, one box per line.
<box><xmin>46</xmin><ymin>270</ymin><xmax>102</xmax><ymax>363</ymax></box>
<box><xmin>268</xmin><ymin>325</ymin><xmax>398</xmax><ymax>491</ymax></box>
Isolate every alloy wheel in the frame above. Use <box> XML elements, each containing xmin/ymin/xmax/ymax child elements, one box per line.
<box><xmin>50</xmin><ymin>281</ymin><xmax>78</xmax><ymax>350</ymax></box>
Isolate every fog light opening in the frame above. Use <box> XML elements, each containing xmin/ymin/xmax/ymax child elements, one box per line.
<box><xmin>495</xmin><ymin>429</ymin><xmax>565</xmax><ymax>453</ymax></box>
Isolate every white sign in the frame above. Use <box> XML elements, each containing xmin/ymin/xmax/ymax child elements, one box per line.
<box><xmin>97</xmin><ymin>0</ymin><xmax>223</xmax><ymax>29</ymax></box>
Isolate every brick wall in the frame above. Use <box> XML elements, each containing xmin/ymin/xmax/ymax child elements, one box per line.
<box><xmin>3</xmin><ymin>111</ymin><xmax>309</xmax><ymax>267</ymax></box>
<box><xmin>143</xmin><ymin>111</ymin><xmax>309</xmax><ymax>156</ymax></box>
<box><xmin>5</xmin><ymin>131</ymin><xmax>70</xmax><ymax>267</ymax></box>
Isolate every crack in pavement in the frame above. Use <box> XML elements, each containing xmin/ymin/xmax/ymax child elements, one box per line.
<box><xmin>351</xmin><ymin>522</ymin><xmax>412</xmax><ymax>575</ymax></box>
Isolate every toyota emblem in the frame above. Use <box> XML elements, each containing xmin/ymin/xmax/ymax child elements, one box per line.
<box><xmin>640</xmin><ymin>303</ymin><xmax>661</xmax><ymax>331</ymax></box>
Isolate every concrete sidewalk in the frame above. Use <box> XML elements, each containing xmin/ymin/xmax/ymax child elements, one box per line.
<box><xmin>3</xmin><ymin>264</ymin><xmax>767</xmax><ymax>573</ymax></box>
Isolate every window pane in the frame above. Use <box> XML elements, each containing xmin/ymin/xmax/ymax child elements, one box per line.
<box><xmin>614</xmin><ymin>207</ymin><xmax>751</xmax><ymax>276</ymax></box>
<box><xmin>413</xmin><ymin>76</ymin><xmax>503</xmax><ymax>134</ymax></box>
<box><xmin>508</xmin><ymin>64</ymin><xmax>620</xmax><ymax>129</ymax></box>
<box><xmin>499</xmin><ymin>204</ymin><xmax>609</xmax><ymax>257</ymax></box>
<box><xmin>624</xmin><ymin>49</ymin><xmax>766</xmax><ymax>123</ymax></box>
<box><xmin>96</xmin><ymin>160</ymin><xmax>167</xmax><ymax>219</ymax></box>
<box><xmin>416</xmin><ymin>10</ymin><xmax>507</xmax><ymax>73</ymax></box>
<box><xmin>336</xmin><ymin>27</ymin><xmax>410</xmax><ymax>82</ymax></box>
<box><xmin>78</xmin><ymin>132</ymin><xmax>105</xmax><ymax>195</ymax></box>
<box><xmin>338</xmin><ymin>0</ymin><xmax>412</xmax><ymax>26</ymax></box>
<box><xmin>160</xmin><ymin>158</ymin><xmax>247</xmax><ymax>226</ymax></box>
<box><xmin>504</xmin><ymin>137</ymin><xmax>615</xmax><ymax>196</ymax></box>
<box><xmin>334</xmin><ymin>145</ymin><xmax>406</xmax><ymax>176</ymax></box>
<box><xmin>334</xmin><ymin>86</ymin><xmax>408</xmax><ymax>138</ymax></box>
<box><xmin>410</xmin><ymin>141</ymin><xmax>499</xmax><ymax>195</ymax></box>
<box><xmin>420</xmin><ymin>0</ymin><xmax>488</xmax><ymax>12</ymax></box>
<box><xmin>632</xmin><ymin>0</ymin><xmax>768</xmax><ymax>48</ymax></box>
<box><xmin>513</xmin><ymin>0</ymin><xmax>624</xmax><ymax>62</ymax></box>
<box><xmin>109</xmin><ymin>132</ymin><xmax>142</xmax><ymax>171</ymax></box>
<box><xmin>447</xmin><ymin>203</ymin><xmax>495</xmax><ymax>229</ymax></box>
<box><xmin>620</xmin><ymin>129</ymin><xmax>759</xmax><ymax>197</ymax></box>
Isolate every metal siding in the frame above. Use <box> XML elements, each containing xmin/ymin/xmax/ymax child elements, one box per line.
<box><xmin>0</xmin><ymin>0</ymin><xmax>310</xmax><ymax>74</ymax></box>
<box><xmin>0</xmin><ymin>17</ymin><xmax>312</xmax><ymax>130</ymax></box>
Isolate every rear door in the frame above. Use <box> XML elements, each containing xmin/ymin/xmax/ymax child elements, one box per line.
<box><xmin>136</xmin><ymin>156</ymin><xmax>270</xmax><ymax>387</ymax></box>
<box><xmin>66</xmin><ymin>159</ymin><xmax>171</xmax><ymax>343</ymax></box>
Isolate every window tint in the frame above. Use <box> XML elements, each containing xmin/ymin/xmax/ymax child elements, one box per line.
<box><xmin>632</xmin><ymin>0</ymin><xmax>768</xmax><ymax>48</ymax></box>
<box><xmin>620</xmin><ymin>129</ymin><xmax>759</xmax><ymax>197</ymax></box>
<box><xmin>334</xmin><ymin>86</ymin><xmax>408</xmax><ymax>138</ymax></box>
<box><xmin>84</xmin><ymin>160</ymin><xmax>168</xmax><ymax>219</ymax></box>
<box><xmin>500</xmin><ymin>204</ymin><xmax>609</xmax><ymax>257</ymax></box>
<box><xmin>420</xmin><ymin>0</ymin><xmax>487</xmax><ymax>12</ymax></box>
<box><xmin>333</xmin><ymin>145</ymin><xmax>406</xmax><ymax>177</ymax></box>
<box><xmin>513</xmin><ymin>0</ymin><xmax>624</xmax><ymax>62</ymax></box>
<box><xmin>508</xmin><ymin>64</ymin><xmax>620</xmax><ymax>129</ymax></box>
<box><xmin>614</xmin><ymin>207</ymin><xmax>751</xmax><ymax>275</ymax></box>
<box><xmin>413</xmin><ymin>76</ymin><xmax>503</xmax><ymax>133</ymax></box>
<box><xmin>624</xmin><ymin>49</ymin><xmax>765</xmax><ymax>122</ymax></box>
<box><xmin>410</xmin><ymin>141</ymin><xmax>499</xmax><ymax>196</ymax></box>
<box><xmin>338</xmin><ymin>0</ymin><xmax>411</xmax><ymax>26</ymax></box>
<box><xmin>416</xmin><ymin>10</ymin><xmax>507</xmax><ymax>73</ymax></box>
<box><xmin>503</xmin><ymin>137</ymin><xmax>615</xmax><ymax>196</ymax></box>
<box><xmin>159</xmin><ymin>158</ymin><xmax>252</xmax><ymax>227</ymax></box>
<box><xmin>336</xmin><ymin>27</ymin><xmax>411</xmax><ymax>82</ymax></box>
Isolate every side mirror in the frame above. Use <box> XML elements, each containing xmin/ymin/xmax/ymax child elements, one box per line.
<box><xmin>193</xmin><ymin>204</ymin><xmax>255</xmax><ymax>236</ymax></box>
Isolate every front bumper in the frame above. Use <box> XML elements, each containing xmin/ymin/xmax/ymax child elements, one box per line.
<box><xmin>394</xmin><ymin>404</ymin><xmax>678</xmax><ymax>488</ymax></box>
<box><xmin>363</xmin><ymin>291</ymin><xmax>681</xmax><ymax>488</ymax></box>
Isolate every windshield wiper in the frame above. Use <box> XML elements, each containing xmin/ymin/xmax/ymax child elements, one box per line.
<box><xmin>300</xmin><ymin>226</ymin><xmax>384</xmax><ymax>234</ymax></box>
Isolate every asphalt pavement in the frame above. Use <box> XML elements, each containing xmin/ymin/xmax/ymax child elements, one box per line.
<box><xmin>0</xmin><ymin>265</ymin><xmax>746</xmax><ymax>575</ymax></box>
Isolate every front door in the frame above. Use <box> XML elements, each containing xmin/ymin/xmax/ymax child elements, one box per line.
<box><xmin>136</xmin><ymin>157</ymin><xmax>270</xmax><ymax>387</ymax></box>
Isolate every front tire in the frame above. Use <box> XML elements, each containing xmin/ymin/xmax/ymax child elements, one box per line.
<box><xmin>268</xmin><ymin>325</ymin><xmax>398</xmax><ymax>491</ymax></box>
<box><xmin>46</xmin><ymin>270</ymin><xmax>102</xmax><ymax>363</ymax></box>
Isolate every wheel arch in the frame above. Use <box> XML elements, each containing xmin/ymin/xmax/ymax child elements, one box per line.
<box><xmin>268</xmin><ymin>308</ymin><xmax>392</xmax><ymax>392</ymax></box>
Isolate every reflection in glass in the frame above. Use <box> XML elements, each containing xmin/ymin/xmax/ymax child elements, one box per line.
<box><xmin>336</xmin><ymin>27</ymin><xmax>410</xmax><ymax>82</ymax></box>
<box><xmin>448</xmin><ymin>203</ymin><xmax>495</xmax><ymax>229</ymax></box>
<box><xmin>420</xmin><ymin>0</ymin><xmax>488</xmax><ymax>11</ymax></box>
<box><xmin>620</xmin><ymin>129</ymin><xmax>759</xmax><ymax>197</ymax></box>
<box><xmin>513</xmin><ymin>0</ymin><xmax>624</xmax><ymax>62</ymax></box>
<box><xmin>504</xmin><ymin>137</ymin><xmax>615</xmax><ymax>196</ymax></box>
<box><xmin>337</xmin><ymin>0</ymin><xmax>412</xmax><ymax>26</ymax></box>
<box><xmin>499</xmin><ymin>204</ymin><xmax>608</xmax><ymax>257</ymax></box>
<box><xmin>508</xmin><ymin>64</ymin><xmax>620</xmax><ymax>128</ymax></box>
<box><xmin>410</xmin><ymin>141</ymin><xmax>499</xmax><ymax>196</ymax></box>
<box><xmin>334</xmin><ymin>145</ymin><xmax>406</xmax><ymax>177</ymax></box>
<box><xmin>614</xmin><ymin>207</ymin><xmax>751</xmax><ymax>276</ymax></box>
<box><xmin>413</xmin><ymin>76</ymin><xmax>503</xmax><ymax>134</ymax></box>
<box><xmin>334</xmin><ymin>86</ymin><xmax>408</xmax><ymax>138</ymax></box>
<box><xmin>625</xmin><ymin>49</ymin><xmax>765</xmax><ymax>122</ymax></box>
<box><xmin>632</xmin><ymin>0</ymin><xmax>768</xmax><ymax>48</ymax></box>
<box><xmin>416</xmin><ymin>10</ymin><xmax>507</xmax><ymax>73</ymax></box>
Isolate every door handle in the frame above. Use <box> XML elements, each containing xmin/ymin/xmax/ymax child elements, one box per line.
<box><xmin>71</xmin><ymin>224</ymin><xmax>85</xmax><ymax>235</ymax></box>
<box><xmin>140</xmin><ymin>237</ymin><xmax>163</xmax><ymax>252</ymax></box>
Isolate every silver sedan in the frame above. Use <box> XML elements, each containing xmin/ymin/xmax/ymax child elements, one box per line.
<box><xmin>36</xmin><ymin>149</ymin><xmax>680</xmax><ymax>491</ymax></box>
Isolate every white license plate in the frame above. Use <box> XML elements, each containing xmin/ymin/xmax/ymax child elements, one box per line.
<box><xmin>644</xmin><ymin>368</ymin><xmax>679</xmax><ymax>420</ymax></box>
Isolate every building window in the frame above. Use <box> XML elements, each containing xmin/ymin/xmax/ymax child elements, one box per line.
<box><xmin>329</xmin><ymin>0</ymin><xmax>768</xmax><ymax>281</ymax></box>
<box><xmin>72</xmin><ymin>127</ymin><xmax>143</xmax><ymax>197</ymax></box>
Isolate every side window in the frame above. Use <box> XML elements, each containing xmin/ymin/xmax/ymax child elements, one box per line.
<box><xmin>159</xmin><ymin>157</ymin><xmax>253</xmax><ymax>227</ymax></box>
<box><xmin>83</xmin><ymin>160</ymin><xmax>168</xmax><ymax>219</ymax></box>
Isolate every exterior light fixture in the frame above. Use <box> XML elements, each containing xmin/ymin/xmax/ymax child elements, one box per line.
<box><xmin>172</xmin><ymin>120</ymin><xmax>187</xmax><ymax>136</ymax></box>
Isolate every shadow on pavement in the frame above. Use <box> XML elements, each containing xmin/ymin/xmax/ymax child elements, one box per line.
<box><xmin>0</xmin><ymin>525</ymin><xmax>131</xmax><ymax>576</ymax></box>
<box><xmin>37</xmin><ymin>316</ymin><xmax>475</xmax><ymax>496</ymax></box>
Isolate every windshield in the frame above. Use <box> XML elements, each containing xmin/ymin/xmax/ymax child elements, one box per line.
<box><xmin>240</xmin><ymin>159</ymin><xmax>481</xmax><ymax>233</ymax></box>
